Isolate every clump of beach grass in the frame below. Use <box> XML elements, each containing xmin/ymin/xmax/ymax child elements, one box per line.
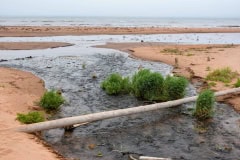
<box><xmin>163</xmin><ymin>76</ymin><xmax>188</xmax><ymax>101</ymax></box>
<box><xmin>38</xmin><ymin>90</ymin><xmax>64</xmax><ymax>111</ymax></box>
<box><xmin>161</xmin><ymin>48</ymin><xmax>183</xmax><ymax>55</ymax></box>
<box><xmin>234</xmin><ymin>78</ymin><xmax>240</xmax><ymax>87</ymax></box>
<box><xmin>17</xmin><ymin>111</ymin><xmax>45</xmax><ymax>124</ymax></box>
<box><xmin>101</xmin><ymin>73</ymin><xmax>131</xmax><ymax>95</ymax></box>
<box><xmin>193</xmin><ymin>90</ymin><xmax>215</xmax><ymax>120</ymax></box>
<box><xmin>132</xmin><ymin>69</ymin><xmax>164</xmax><ymax>101</ymax></box>
<box><xmin>101</xmin><ymin>69</ymin><xmax>188</xmax><ymax>102</ymax></box>
<box><xmin>206</xmin><ymin>67</ymin><xmax>238</xmax><ymax>83</ymax></box>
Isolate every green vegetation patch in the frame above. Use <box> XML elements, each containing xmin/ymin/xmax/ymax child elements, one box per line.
<box><xmin>101</xmin><ymin>69</ymin><xmax>188</xmax><ymax>102</ymax></box>
<box><xmin>39</xmin><ymin>90</ymin><xmax>64</xmax><ymax>111</ymax></box>
<box><xmin>17</xmin><ymin>111</ymin><xmax>45</xmax><ymax>124</ymax></box>
<box><xmin>101</xmin><ymin>73</ymin><xmax>131</xmax><ymax>95</ymax></box>
<box><xmin>193</xmin><ymin>90</ymin><xmax>215</xmax><ymax>120</ymax></box>
<box><xmin>161</xmin><ymin>48</ymin><xmax>183</xmax><ymax>55</ymax></box>
<box><xmin>163</xmin><ymin>76</ymin><xmax>188</xmax><ymax>101</ymax></box>
<box><xmin>132</xmin><ymin>69</ymin><xmax>164</xmax><ymax>101</ymax></box>
<box><xmin>220</xmin><ymin>44</ymin><xmax>235</xmax><ymax>48</ymax></box>
<box><xmin>208</xmin><ymin>81</ymin><xmax>216</xmax><ymax>87</ymax></box>
<box><xmin>206</xmin><ymin>67</ymin><xmax>238</xmax><ymax>83</ymax></box>
<box><xmin>234</xmin><ymin>78</ymin><xmax>240</xmax><ymax>87</ymax></box>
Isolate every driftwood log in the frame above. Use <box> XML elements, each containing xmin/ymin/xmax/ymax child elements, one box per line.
<box><xmin>139</xmin><ymin>156</ymin><xmax>172</xmax><ymax>160</ymax></box>
<box><xmin>16</xmin><ymin>87</ymin><xmax>240</xmax><ymax>133</ymax></box>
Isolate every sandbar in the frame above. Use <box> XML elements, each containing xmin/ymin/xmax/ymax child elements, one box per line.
<box><xmin>1</xmin><ymin>26</ymin><xmax>240</xmax><ymax>37</ymax></box>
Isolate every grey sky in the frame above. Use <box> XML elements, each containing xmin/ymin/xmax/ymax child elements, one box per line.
<box><xmin>1</xmin><ymin>0</ymin><xmax>240</xmax><ymax>18</ymax></box>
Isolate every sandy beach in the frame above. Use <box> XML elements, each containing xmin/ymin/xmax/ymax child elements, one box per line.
<box><xmin>1</xmin><ymin>26</ymin><xmax>240</xmax><ymax>159</ymax></box>
<box><xmin>0</xmin><ymin>67</ymin><xmax>64</xmax><ymax>160</ymax></box>
<box><xmin>1</xmin><ymin>26</ymin><xmax>240</xmax><ymax>37</ymax></box>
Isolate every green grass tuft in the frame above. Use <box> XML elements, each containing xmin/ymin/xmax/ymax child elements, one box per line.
<box><xmin>162</xmin><ymin>48</ymin><xmax>182</xmax><ymax>55</ymax></box>
<box><xmin>101</xmin><ymin>69</ymin><xmax>189</xmax><ymax>102</ymax></box>
<box><xmin>193</xmin><ymin>90</ymin><xmax>215</xmax><ymax>120</ymax></box>
<box><xmin>39</xmin><ymin>90</ymin><xmax>64</xmax><ymax>111</ymax></box>
<box><xmin>208</xmin><ymin>81</ymin><xmax>216</xmax><ymax>87</ymax></box>
<box><xmin>132</xmin><ymin>69</ymin><xmax>164</xmax><ymax>101</ymax></box>
<box><xmin>234</xmin><ymin>78</ymin><xmax>240</xmax><ymax>87</ymax></box>
<box><xmin>101</xmin><ymin>73</ymin><xmax>130</xmax><ymax>95</ymax></box>
<box><xmin>121</xmin><ymin>77</ymin><xmax>131</xmax><ymax>94</ymax></box>
<box><xmin>163</xmin><ymin>76</ymin><xmax>188</xmax><ymax>101</ymax></box>
<box><xmin>206</xmin><ymin>67</ymin><xmax>238</xmax><ymax>83</ymax></box>
<box><xmin>17</xmin><ymin>111</ymin><xmax>45</xmax><ymax>124</ymax></box>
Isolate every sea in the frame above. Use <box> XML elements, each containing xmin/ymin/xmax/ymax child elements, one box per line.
<box><xmin>0</xmin><ymin>16</ymin><xmax>240</xmax><ymax>28</ymax></box>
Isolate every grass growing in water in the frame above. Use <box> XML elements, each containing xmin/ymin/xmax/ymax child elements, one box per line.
<box><xmin>17</xmin><ymin>111</ymin><xmax>45</xmax><ymax>124</ymax></box>
<box><xmin>206</xmin><ymin>67</ymin><xmax>238</xmax><ymax>83</ymax></box>
<box><xmin>163</xmin><ymin>76</ymin><xmax>188</xmax><ymax>101</ymax></box>
<box><xmin>193</xmin><ymin>90</ymin><xmax>215</xmax><ymax>120</ymax></box>
<box><xmin>101</xmin><ymin>73</ymin><xmax>130</xmax><ymax>95</ymax></box>
<box><xmin>39</xmin><ymin>90</ymin><xmax>64</xmax><ymax>111</ymax></box>
<box><xmin>121</xmin><ymin>77</ymin><xmax>131</xmax><ymax>94</ymax></box>
<box><xmin>101</xmin><ymin>69</ymin><xmax>188</xmax><ymax>102</ymax></box>
<box><xmin>132</xmin><ymin>69</ymin><xmax>164</xmax><ymax>101</ymax></box>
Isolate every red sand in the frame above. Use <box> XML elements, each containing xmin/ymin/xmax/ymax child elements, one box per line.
<box><xmin>0</xmin><ymin>67</ymin><xmax>64</xmax><ymax>160</ymax></box>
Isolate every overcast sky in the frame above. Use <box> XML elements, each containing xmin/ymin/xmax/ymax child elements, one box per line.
<box><xmin>1</xmin><ymin>0</ymin><xmax>240</xmax><ymax>18</ymax></box>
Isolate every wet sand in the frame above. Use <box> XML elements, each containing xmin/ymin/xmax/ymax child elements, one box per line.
<box><xmin>0</xmin><ymin>67</ymin><xmax>64</xmax><ymax>160</ymax></box>
<box><xmin>0</xmin><ymin>42</ymin><xmax>73</xmax><ymax>50</ymax></box>
<box><xmin>98</xmin><ymin>43</ymin><xmax>240</xmax><ymax>112</ymax></box>
<box><xmin>1</xmin><ymin>26</ymin><xmax>240</xmax><ymax>37</ymax></box>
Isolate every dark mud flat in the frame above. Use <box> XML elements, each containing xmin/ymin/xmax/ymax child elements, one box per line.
<box><xmin>1</xmin><ymin>53</ymin><xmax>239</xmax><ymax>160</ymax></box>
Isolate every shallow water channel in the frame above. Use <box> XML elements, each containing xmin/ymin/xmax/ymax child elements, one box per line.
<box><xmin>0</xmin><ymin>33</ymin><xmax>240</xmax><ymax>160</ymax></box>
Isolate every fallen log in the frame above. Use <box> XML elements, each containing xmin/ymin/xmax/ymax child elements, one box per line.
<box><xmin>139</xmin><ymin>156</ymin><xmax>172</xmax><ymax>160</ymax></box>
<box><xmin>16</xmin><ymin>87</ymin><xmax>240</xmax><ymax>133</ymax></box>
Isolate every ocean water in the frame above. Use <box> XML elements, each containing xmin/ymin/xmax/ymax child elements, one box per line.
<box><xmin>0</xmin><ymin>16</ymin><xmax>240</xmax><ymax>27</ymax></box>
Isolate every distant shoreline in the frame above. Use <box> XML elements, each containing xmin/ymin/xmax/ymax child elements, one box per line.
<box><xmin>1</xmin><ymin>26</ymin><xmax>240</xmax><ymax>37</ymax></box>
<box><xmin>1</xmin><ymin>16</ymin><xmax>240</xmax><ymax>28</ymax></box>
